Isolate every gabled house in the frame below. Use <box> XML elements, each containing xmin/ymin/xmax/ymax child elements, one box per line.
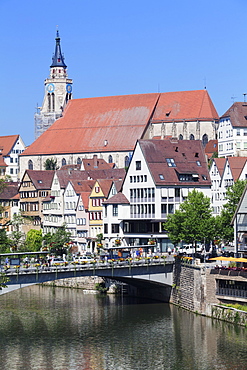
<box><xmin>0</xmin><ymin>182</ymin><xmax>19</xmax><ymax>233</ymax></box>
<box><xmin>218</xmin><ymin>102</ymin><xmax>247</xmax><ymax>157</ymax></box>
<box><xmin>103</xmin><ymin>139</ymin><xmax>211</xmax><ymax>251</ymax></box>
<box><xmin>232</xmin><ymin>184</ymin><xmax>247</xmax><ymax>257</ymax></box>
<box><xmin>19</xmin><ymin>170</ymin><xmax>55</xmax><ymax>233</ymax></box>
<box><xmin>0</xmin><ymin>135</ymin><xmax>25</xmax><ymax>181</ymax></box>
<box><xmin>89</xmin><ymin>179</ymin><xmax>120</xmax><ymax>250</ymax></box>
<box><xmin>210</xmin><ymin>157</ymin><xmax>247</xmax><ymax>215</ymax></box>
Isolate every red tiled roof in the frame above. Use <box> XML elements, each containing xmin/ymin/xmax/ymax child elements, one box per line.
<box><xmin>23</xmin><ymin>170</ymin><xmax>55</xmax><ymax>189</ymax></box>
<box><xmin>152</xmin><ymin>90</ymin><xmax>218</xmax><ymax>122</ymax></box>
<box><xmin>22</xmin><ymin>94</ymin><xmax>159</xmax><ymax>156</ymax></box>
<box><xmin>0</xmin><ymin>182</ymin><xmax>19</xmax><ymax>200</ymax></box>
<box><xmin>138</xmin><ymin>139</ymin><xmax>211</xmax><ymax>186</ymax></box>
<box><xmin>213</xmin><ymin>158</ymin><xmax>226</xmax><ymax>176</ymax></box>
<box><xmin>21</xmin><ymin>90</ymin><xmax>218</xmax><ymax>157</ymax></box>
<box><xmin>103</xmin><ymin>192</ymin><xmax>129</xmax><ymax>204</ymax></box>
<box><xmin>227</xmin><ymin>157</ymin><xmax>247</xmax><ymax>181</ymax></box>
<box><xmin>205</xmin><ymin>140</ymin><xmax>218</xmax><ymax>154</ymax></box>
<box><xmin>221</xmin><ymin>102</ymin><xmax>247</xmax><ymax>127</ymax></box>
<box><xmin>56</xmin><ymin>168</ymin><xmax>125</xmax><ymax>189</ymax></box>
<box><xmin>0</xmin><ymin>135</ymin><xmax>19</xmax><ymax>157</ymax></box>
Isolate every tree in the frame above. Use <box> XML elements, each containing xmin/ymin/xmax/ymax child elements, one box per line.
<box><xmin>217</xmin><ymin>179</ymin><xmax>247</xmax><ymax>242</ymax></box>
<box><xmin>164</xmin><ymin>190</ymin><xmax>215</xmax><ymax>248</ymax></box>
<box><xmin>25</xmin><ymin>229</ymin><xmax>43</xmax><ymax>252</ymax></box>
<box><xmin>8</xmin><ymin>213</ymin><xmax>26</xmax><ymax>251</ymax></box>
<box><xmin>44</xmin><ymin>158</ymin><xmax>59</xmax><ymax>170</ymax></box>
<box><xmin>43</xmin><ymin>225</ymin><xmax>72</xmax><ymax>255</ymax></box>
<box><xmin>0</xmin><ymin>229</ymin><xmax>10</xmax><ymax>253</ymax></box>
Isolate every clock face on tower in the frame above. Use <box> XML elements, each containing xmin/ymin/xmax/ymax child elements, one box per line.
<box><xmin>46</xmin><ymin>83</ymin><xmax>55</xmax><ymax>93</ymax></box>
<box><xmin>66</xmin><ymin>84</ymin><xmax>72</xmax><ymax>93</ymax></box>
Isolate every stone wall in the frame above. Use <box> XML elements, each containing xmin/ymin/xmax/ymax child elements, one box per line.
<box><xmin>170</xmin><ymin>259</ymin><xmax>207</xmax><ymax>314</ymax></box>
<box><xmin>211</xmin><ymin>304</ymin><xmax>247</xmax><ymax>326</ymax></box>
<box><xmin>42</xmin><ymin>276</ymin><xmax>104</xmax><ymax>290</ymax></box>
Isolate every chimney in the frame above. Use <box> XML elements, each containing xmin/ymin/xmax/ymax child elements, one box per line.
<box><xmin>93</xmin><ymin>155</ymin><xmax>98</xmax><ymax>168</ymax></box>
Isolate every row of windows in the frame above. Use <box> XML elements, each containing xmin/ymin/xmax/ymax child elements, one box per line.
<box><xmin>130</xmin><ymin>204</ymin><xmax>155</xmax><ymax>217</ymax></box>
<box><xmin>44</xmin><ymin>215</ymin><xmax>61</xmax><ymax>223</ymax></box>
<box><xmin>20</xmin><ymin>192</ymin><xmax>38</xmax><ymax>198</ymax></box>
<box><xmin>89</xmin><ymin>212</ymin><xmax>102</xmax><ymax>220</ymax></box>
<box><xmin>130</xmin><ymin>175</ymin><xmax>147</xmax><ymax>183</ymax></box>
<box><xmin>130</xmin><ymin>188</ymin><xmax>155</xmax><ymax>201</ymax></box>
<box><xmin>77</xmin><ymin>231</ymin><xmax>88</xmax><ymax>238</ymax></box>
<box><xmin>77</xmin><ymin>218</ymin><xmax>86</xmax><ymax>225</ymax></box>
<box><xmin>9</xmin><ymin>169</ymin><xmax>18</xmax><ymax>175</ymax></box>
<box><xmin>65</xmin><ymin>202</ymin><xmax>77</xmax><ymax>210</ymax></box>
<box><xmin>10</xmin><ymin>157</ymin><xmax>18</xmax><ymax>163</ymax></box>
<box><xmin>43</xmin><ymin>202</ymin><xmax>59</xmax><ymax>210</ymax></box>
<box><xmin>64</xmin><ymin>215</ymin><xmax>76</xmax><ymax>224</ymax></box>
<box><xmin>92</xmin><ymin>198</ymin><xmax>103</xmax><ymax>206</ymax></box>
<box><xmin>51</xmin><ymin>190</ymin><xmax>60</xmax><ymax>197</ymax></box>
<box><xmin>20</xmin><ymin>203</ymin><xmax>39</xmax><ymax>212</ymax></box>
<box><xmin>104</xmin><ymin>223</ymin><xmax>120</xmax><ymax>234</ymax></box>
<box><xmin>11</xmin><ymin>149</ymin><xmax>24</xmax><ymax>154</ymax></box>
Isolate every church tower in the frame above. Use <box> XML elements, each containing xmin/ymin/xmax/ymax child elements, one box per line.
<box><xmin>35</xmin><ymin>31</ymin><xmax>73</xmax><ymax>139</ymax></box>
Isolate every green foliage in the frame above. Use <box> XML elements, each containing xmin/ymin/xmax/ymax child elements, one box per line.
<box><xmin>0</xmin><ymin>229</ymin><xmax>10</xmax><ymax>253</ymax></box>
<box><xmin>25</xmin><ymin>229</ymin><xmax>43</xmax><ymax>252</ymax></box>
<box><xmin>8</xmin><ymin>213</ymin><xmax>26</xmax><ymax>250</ymax></box>
<box><xmin>0</xmin><ymin>272</ymin><xmax>10</xmax><ymax>289</ymax></box>
<box><xmin>95</xmin><ymin>282</ymin><xmax>108</xmax><ymax>293</ymax></box>
<box><xmin>43</xmin><ymin>225</ymin><xmax>72</xmax><ymax>255</ymax></box>
<box><xmin>164</xmin><ymin>190</ymin><xmax>215</xmax><ymax>246</ymax></box>
<box><xmin>44</xmin><ymin>158</ymin><xmax>59</xmax><ymax>170</ymax></box>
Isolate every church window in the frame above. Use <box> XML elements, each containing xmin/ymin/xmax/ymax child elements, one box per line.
<box><xmin>202</xmin><ymin>134</ymin><xmax>208</xmax><ymax>146</ymax></box>
<box><xmin>28</xmin><ymin>160</ymin><xmax>33</xmax><ymax>170</ymax></box>
<box><xmin>48</xmin><ymin>94</ymin><xmax>51</xmax><ymax>112</ymax></box>
<box><xmin>179</xmin><ymin>134</ymin><xmax>183</xmax><ymax>140</ymax></box>
<box><xmin>190</xmin><ymin>134</ymin><xmax>195</xmax><ymax>140</ymax></box>
<box><xmin>77</xmin><ymin>158</ymin><xmax>82</xmax><ymax>165</ymax></box>
<box><xmin>62</xmin><ymin>158</ymin><xmax>66</xmax><ymax>166</ymax></box>
<box><xmin>108</xmin><ymin>155</ymin><xmax>113</xmax><ymax>163</ymax></box>
<box><xmin>125</xmin><ymin>156</ymin><xmax>130</xmax><ymax>168</ymax></box>
<box><xmin>52</xmin><ymin>93</ymin><xmax>55</xmax><ymax>111</ymax></box>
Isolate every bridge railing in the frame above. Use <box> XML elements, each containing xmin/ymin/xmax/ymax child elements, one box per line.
<box><xmin>1</xmin><ymin>255</ymin><xmax>172</xmax><ymax>276</ymax></box>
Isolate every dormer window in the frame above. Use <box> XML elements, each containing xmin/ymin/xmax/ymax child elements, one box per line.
<box><xmin>166</xmin><ymin>158</ymin><xmax>176</xmax><ymax>167</ymax></box>
<box><xmin>159</xmin><ymin>174</ymin><xmax>165</xmax><ymax>180</ymax></box>
<box><xmin>196</xmin><ymin>161</ymin><xmax>201</xmax><ymax>166</ymax></box>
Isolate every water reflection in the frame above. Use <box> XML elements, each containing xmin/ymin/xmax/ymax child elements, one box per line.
<box><xmin>0</xmin><ymin>285</ymin><xmax>246</xmax><ymax>370</ymax></box>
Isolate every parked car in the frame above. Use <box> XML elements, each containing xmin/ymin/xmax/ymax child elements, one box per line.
<box><xmin>178</xmin><ymin>244</ymin><xmax>203</xmax><ymax>255</ymax></box>
<box><xmin>51</xmin><ymin>257</ymin><xmax>65</xmax><ymax>266</ymax></box>
<box><xmin>73</xmin><ymin>256</ymin><xmax>95</xmax><ymax>264</ymax></box>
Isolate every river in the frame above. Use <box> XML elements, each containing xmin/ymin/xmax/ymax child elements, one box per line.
<box><xmin>0</xmin><ymin>285</ymin><xmax>247</xmax><ymax>370</ymax></box>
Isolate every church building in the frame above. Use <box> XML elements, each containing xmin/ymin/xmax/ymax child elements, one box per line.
<box><xmin>20</xmin><ymin>33</ymin><xmax>219</xmax><ymax>177</ymax></box>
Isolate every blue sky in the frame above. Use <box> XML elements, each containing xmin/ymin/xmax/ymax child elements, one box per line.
<box><xmin>0</xmin><ymin>0</ymin><xmax>247</xmax><ymax>145</ymax></box>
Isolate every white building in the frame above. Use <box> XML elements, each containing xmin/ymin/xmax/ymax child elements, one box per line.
<box><xmin>210</xmin><ymin>157</ymin><xmax>247</xmax><ymax>215</ymax></box>
<box><xmin>103</xmin><ymin>139</ymin><xmax>212</xmax><ymax>252</ymax></box>
<box><xmin>218</xmin><ymin>102</ymin><xmax>247</xmax><ymax>157</ymax></box>
<box><xmin>0</xmin><ymin>135</ymin><xmax>25</xmax><ymax>181</ymax></box>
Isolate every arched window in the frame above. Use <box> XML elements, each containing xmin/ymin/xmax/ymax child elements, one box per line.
<box><xmin>179</xmin><ymin>134</ymin><xmax>183</xmax><ymax>140</ymax></box>
<box><xmin>77</xmin><ymin>157</ymin><xmax>82</xmax><ymax>165</ymax></box>
<box><xmin>108</xmin><ymin>155</ymin><xmax>113</xmax><ymax>164</ymax></box>
<box><xmin>62</xmin><ymin>158</ymin><xmax>67</xmax><ymax>166</ymax></box>
<box><xmin>28</xmin><ymin>160</ymin><xmax>33</xmax><ymax>170</ymax></box>
<box><xmin>202</xmin><ymin>134</ymin><xmax>208</xmax><ymax>146</ymax></box>
<box><xmin>125</xmin><ymin>156</ymin><xmax>130</xmax><ymax>168</ymax></box>
<box><xmin>52</xmin><ymin>93</ymin><xmax>55</xmax><ymax>111</ymax></box>
<box><xmin>190</xmin><ymin>134</ymin><xmax>195</xmax><ymax>140</ymax></box>
<box><xmin>48</xmin><ymin>94</ymin><xmax>51</xmax><ymax>112</ymax></box>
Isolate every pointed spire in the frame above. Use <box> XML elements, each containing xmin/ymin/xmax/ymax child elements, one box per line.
<box><xmin>50</xmin><ymin>30</ymin><xmax>67</xmax><ymax>68</ymax></box>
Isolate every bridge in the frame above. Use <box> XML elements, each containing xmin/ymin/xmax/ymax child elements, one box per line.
<box><xmin>0</xmin><ymin>258</ymin><xmax>174</xmax><ymax>300</ymax></box>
